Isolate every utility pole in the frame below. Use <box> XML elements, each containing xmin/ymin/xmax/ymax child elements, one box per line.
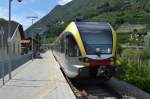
<box><xmin>8</xmin><ymin>0</ymin><xmax>23</xmax><ymax>80</ymax></box>
<box><xmin>26</xmin><ymin>16</ymin><xmax>38</xmax><ymax>61</ymax></box>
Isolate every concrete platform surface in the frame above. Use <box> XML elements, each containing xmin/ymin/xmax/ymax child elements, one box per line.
<box><xmin>0</xmin><ymin>51</ymin><xmax>76</xmax><ymax>99</ymax></box>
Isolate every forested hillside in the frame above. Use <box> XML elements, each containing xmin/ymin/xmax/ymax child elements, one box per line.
<box><xmin>26</xmin><ymin>0</ymin><xmax>150</xmax><ymax>38</ymax></box>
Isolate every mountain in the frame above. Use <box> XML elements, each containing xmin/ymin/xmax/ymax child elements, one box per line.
<box><xmin>25</xmin><ymin>0</ymin><xmax>150</xmax><ymax>37</ymax></box>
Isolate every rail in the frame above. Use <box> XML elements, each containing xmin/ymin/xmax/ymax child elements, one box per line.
<box><xmin>0</xmin><ymin>53</ymin><xmax>32</xmax><ymax>85</ymax></box>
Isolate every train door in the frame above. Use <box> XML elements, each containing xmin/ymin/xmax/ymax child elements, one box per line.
<box><xmin>65</xmin><ymin>34</ymin><xmax>81</xmax><ymax>69</ymax></box>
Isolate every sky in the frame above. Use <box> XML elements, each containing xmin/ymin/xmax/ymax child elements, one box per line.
<box><xmin>0</xmin><ymin>0</ymin><xmax>72</xmax><ymax>30</ymax></box>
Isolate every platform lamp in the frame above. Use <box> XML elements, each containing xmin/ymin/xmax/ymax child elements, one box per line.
<box><xmin>8</xmin><ymin>0</ymin><xmax>23</xmax><ymax>80</ymax></box>
<box><xmin>34</xmin><ymin>28</ymin><xmax>42</xmax><ymax>52</ymax></box>
<box><xmin>26</xmin><ymin>16</ymin><xmax>38</xmax><ymax>61</ymax></box>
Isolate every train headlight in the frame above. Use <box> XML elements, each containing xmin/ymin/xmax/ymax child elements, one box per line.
<box><xmin>84</xmin><ymin>62</ymin><xmax>90</xmax><ymax>66</ymax></box>
<box><xmin>110</xmin><ymin>57</ymin><xmax>114</xmax><ymax>65</ymax></box>
<box><xmin>111</xmin><ymin>61</ymin><xmax>114</xmax><ymax>65</ymax></box>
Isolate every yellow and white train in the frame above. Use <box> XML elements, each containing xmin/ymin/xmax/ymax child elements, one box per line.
<box><xmin>52</xmin><ymin>21</ymin><xmax>119</xmax><ymax>80</ymax></box>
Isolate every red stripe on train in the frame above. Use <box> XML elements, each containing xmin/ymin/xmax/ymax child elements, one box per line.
<box><xmin>88</xmin><ymin>60</ymin><xmax>111</xmax><ymax>66</ymax></box>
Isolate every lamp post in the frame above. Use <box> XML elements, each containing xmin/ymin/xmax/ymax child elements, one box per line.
<box><xmin>26</xmin><ymin>16</ymin><xmax>38</xmax><ymax>61</ymax></box>
<box><xmin>8</xmin><ymin>0</ymin><xmax>23</xmax><ymax>80</ymax></box>
<box><xmin>34</xmin><ymin>28</ymin><xmax>42</xmax><ymax>52</ymax></box>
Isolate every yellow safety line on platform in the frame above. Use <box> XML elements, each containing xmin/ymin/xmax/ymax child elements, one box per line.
<box><xmin>29</xmin><ymin>53</ymin><xmax>54</xmax><ymax>99</ymax></box>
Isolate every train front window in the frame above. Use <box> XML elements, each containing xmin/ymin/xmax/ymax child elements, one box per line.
<box><xmin>80</xmin><ymin>30</ymin><xmax>113</xmax><ymax>54</ymax></box>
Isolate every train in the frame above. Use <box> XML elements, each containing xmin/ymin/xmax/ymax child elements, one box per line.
<box><xmin>52</xmin><ymin>21</ymin><xmax>120</xmax><ymax>80</ymax></box>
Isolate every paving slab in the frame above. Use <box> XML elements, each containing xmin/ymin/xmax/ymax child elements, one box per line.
<box><xmin>0</xmin><ymin>50</ymin><xmax>76</xmax><ymax>99</ymax></box>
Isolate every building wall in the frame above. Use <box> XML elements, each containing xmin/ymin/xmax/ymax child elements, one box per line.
<box><xmin>0</xmin><ymin>28</ymin><xmax>22</xmax><ymax>61</ymax></box>
<box><xmin>0</xmin><ymin>28</ymin><xmax>8</xmax><ymax>61</ymax></box>
<box><xmin>0</xmin><ymin>47</ymin><xmax>8</xmax><ymax>61</ymax></box>
<box><xmin>10</xmin><ymin>28</ymin><xmax>21</xmax><ymax>58</ymax></box>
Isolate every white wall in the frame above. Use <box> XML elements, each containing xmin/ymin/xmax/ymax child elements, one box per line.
<box><xmin>0</xmin><ymin>27</ymin><xmax>22</xmax><ymax>61</ymax></box>
<box><xmin>10</xmin><ymin>28</ymin><xmax>21</xmax><ymax>58</ymax></box>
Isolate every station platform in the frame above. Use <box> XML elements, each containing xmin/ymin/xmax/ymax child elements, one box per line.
<box><xmin>0</xmin><ymin>51</ymin><xmax>76</xmax><ymax>99</ymax></box>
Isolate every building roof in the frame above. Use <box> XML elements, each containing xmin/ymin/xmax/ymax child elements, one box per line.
<box><xmin>0</xmin><ymin>19</ymin><xmax>25</xmax><ymax>39</ymax></box>
<box><xmin>0</xmin><ymin>19</ymin><xmax>25</xmax><ymax>47</ymax></box>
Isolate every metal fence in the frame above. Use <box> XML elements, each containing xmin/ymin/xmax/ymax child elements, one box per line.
<box><xmin>0</xmin><ymin>53</ymin><xmax>32</xmax><ymax>85</ymax></box>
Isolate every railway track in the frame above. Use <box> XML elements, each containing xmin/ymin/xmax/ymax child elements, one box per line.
<box><xmin>61</xmin><ymin>69</ymin><xmax>122</xmax><ymax>99</ymax></box>
<box><xmin>60</xmin><ymin>66</ymin><xmax>146</xmax><ymax>99</ymax></box>
<box><xmin>53</xmin><ymin>52</ymin><xmax>149</xmax><ymax>99</ymax></box>
<box><xmin>52</xmin><ymin>53</ymin><xmax>137</xmax><ymax>99</ymax></box>
<box><xmin>72</xmin><ymin>81</ymin><xmax>121</xmax><ymax>99</ymax></box>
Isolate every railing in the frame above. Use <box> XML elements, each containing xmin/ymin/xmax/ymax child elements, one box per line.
<box><xmin>0</xmin><ymin>53</ymin><xmax>32</xmax><ymax>85</ymax></box>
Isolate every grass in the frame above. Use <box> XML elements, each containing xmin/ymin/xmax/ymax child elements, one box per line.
<box><xmin>118</xmin><ymin>49</ymin><xmax>150</xmax><ymax>92</ymax></box>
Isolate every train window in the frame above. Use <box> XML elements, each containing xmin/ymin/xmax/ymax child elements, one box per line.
<box><xmin>66</xmin><ymin>34</ymin><xmax>80</xmax><ymax>57</ymax></box>
<box><xmin>80</xmin><ymin>30</ymin><xmax>113</xmax><ymax>54</ymax></box>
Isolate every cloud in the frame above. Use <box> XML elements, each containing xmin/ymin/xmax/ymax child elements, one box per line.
<box><xmin>58</xmin><ymin>0</ymin><xmax>72</xmax><ymax>5</ymax></box>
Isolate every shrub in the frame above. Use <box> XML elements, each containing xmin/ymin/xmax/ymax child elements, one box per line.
<box><xmin>118</xmin><ymin>49</ymin><xmax>150</xmax><ymax>92</ymax></box>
